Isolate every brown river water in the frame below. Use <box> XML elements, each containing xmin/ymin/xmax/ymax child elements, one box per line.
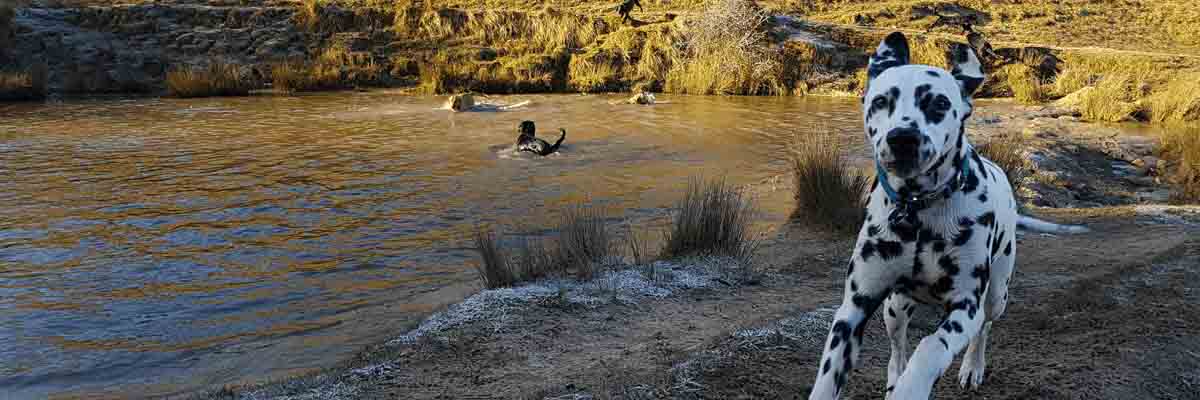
<box><xmin>0</xmin><ymin>92</ymin><xmax>865</xmax><ymax>398</ymax></box>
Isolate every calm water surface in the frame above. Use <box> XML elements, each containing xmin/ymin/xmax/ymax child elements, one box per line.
<box><xmin>0</xmin><ymin>92</ymin><xmax>864</xmax><ymax>398</ymax></box>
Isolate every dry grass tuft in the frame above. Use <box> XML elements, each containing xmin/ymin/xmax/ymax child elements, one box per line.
<box><xmin>1052</xmin><ymin>52</ymin><xmax>1154</xmax><ymax>97</ymax></box>
<box><xmin>473</xmin><ymin>228</ymin><xmax>517</xmax><ymax>289</ymax></box>
<box><xmin>1001</xmin><ymin>64</ymin><xmax>1045</xmax><ymax>105</ymax></box>
<box><xmin>0</xmin><ymin>64</ymin><xmax>48</xmax><ymax>101</ymax></box>
<box><xmin>552</xmin><ymin>205</ymin><xmax>614</xmax><ymax>280</ymax></box>
<box><xmin>471</xmin><ymin>206</ymin><xmax>616</xmax><ymax>288</ymax></box>
<box><xmin>166</xmin><ymin>61</ymin><xmax>254</xmax><ymax>98</ymax></box>
<box><xmin>661</xmin><ymin>177</ymin><xmax>758</xmax><ymax>261</ymax></box>
<box><xmin>1159</xmin><ymin>124</ymin><xmax>1200</xmax><ymax>203</ymax></box>
<box><xmin>789</xmin><ymin>131</ymin><xmax>869</xmax><ymax>235</ymax></box>
<box><xmin>976</xmin><ymin>132</ymin><xmax>1029</xmax><ymax>190</ymax></box>
<box><xmin>1076</xmin><ymin>73</ymin><xmax>1140</xmax><ymax>122</ymax></box>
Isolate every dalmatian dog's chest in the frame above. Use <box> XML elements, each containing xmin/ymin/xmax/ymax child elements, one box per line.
<box><xmin>855</xmin><ymin>154</ymin><xmax>1019</xmax><ymax>306</ymax></box>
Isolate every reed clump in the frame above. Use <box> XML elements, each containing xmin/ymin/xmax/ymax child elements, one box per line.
<box><xmin>472</xmin><ymin>206</ymin><xmax>616</xmax><ymax>288</ymax></box>
<box><xmin>660</xmin><ymin>177</ymin><xmax>759</xmax><ymax>260</ymax></box>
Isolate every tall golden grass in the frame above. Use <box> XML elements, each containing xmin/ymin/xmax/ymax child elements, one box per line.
<box><xmin>1076</xmin><ymin>74</ymin><xmax>1140</xmax><ymax>122</ymax></box>
<box><xmin>271</xmin><ymin>45</ymin><xmax>381</xmax><ymax>93</ymax></box>
<box><xmin>165</xmin><ymin>61</ymin><xmax>255</xmax><ymax>98</ymax></box>
<box><xmin>789</xmin><ymin>131</ymin><xmax>869</xmax><ymax>235</ymax></box>
<box><xmin>1146</xmin><ymin>72</ymin><xmax>1200</xmax><ymax>123</ymax></box>
<box><xmin>1052</xmin><ymin>53</ymin><xmax>1154</xmax><ymax>97</ymax></box>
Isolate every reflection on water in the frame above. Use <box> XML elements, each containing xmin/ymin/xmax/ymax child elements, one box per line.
<box><xmin>0</xmin><ymin>92</ymin><xmax>863</xmax><ymax>398</ymax></box>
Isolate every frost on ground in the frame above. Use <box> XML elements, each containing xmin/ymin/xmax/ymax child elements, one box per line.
<box><xmin>669</xmin><ymin>307</ymin><xmax>835</xmax><ymax>393</ymax></box>
<box><xmin>223</xmin><ymin>257</ymin><xmax>746</xmax><ymax>400</ymax></box>
<box><xmin>236</xmin><ymin>379</ymin><xmax>359</xmax><ymax>400</ymax></box>
<box><xmin>731</xmin><ymin>306</ymin><xmax>836</xmax><ymax>349</ymax></box>
<box><xmin>388</xmin><ymin>256</ymin><xmax>743</xmax><ymax>345</ymax></box>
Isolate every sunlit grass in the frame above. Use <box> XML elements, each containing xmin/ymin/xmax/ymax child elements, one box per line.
<box><xmin>166</xmin><ymin>61</ymin><xmax>255</xmax><ymax>98</ymax></box>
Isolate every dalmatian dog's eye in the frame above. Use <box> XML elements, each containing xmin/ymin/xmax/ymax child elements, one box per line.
<box><xmin>935</xmin><ymin>96</ymin><xmax>951</xmax><ymax>110</ymax></box>
<box><xmin>871</xmin><ymin>96</ymin><xmax>889</xmax><ymax>109</ymax></box>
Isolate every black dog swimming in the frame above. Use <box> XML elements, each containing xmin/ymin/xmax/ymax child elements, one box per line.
<box><xmin>616</xmin><ymin>0</ymin><xmax>642</xmax><ymax>24</ymax></box>
<box><xmin>516</xmin><ymin>120</ymin><xmax>565</xmax><ymax>156</ymax></box>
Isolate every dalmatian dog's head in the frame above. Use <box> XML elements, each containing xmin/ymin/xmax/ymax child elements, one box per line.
<box><xmin>863</xmin><ymin>32</ymin><xmax>985</xmax><ymax>180</ymax></box>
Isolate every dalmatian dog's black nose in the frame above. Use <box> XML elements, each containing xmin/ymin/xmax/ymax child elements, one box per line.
<box><xmin>886</xmin><ymin>127</ymin><xmax>922</xmax><ymax>164</ymax></box>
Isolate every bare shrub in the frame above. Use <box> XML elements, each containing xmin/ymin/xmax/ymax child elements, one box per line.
<box><xmin>789</xmin><ymin>131</ymin><xmax>869</xmax><ymax>235</ymax></box>
<box><xmin>661</xmin><ymin>177</ymin><xmax>759</xmax><ymax>261</ymax></box>
<box><xmin>665</xmin><ymin>0</ymin><xmax>785</xmax><ymax>95</ymax></box>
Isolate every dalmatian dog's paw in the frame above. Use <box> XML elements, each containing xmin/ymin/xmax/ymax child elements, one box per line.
<box><xmin>957</xmin><ymin>357</ymin><xmax>986</xmax><ymax>389</ymax></box>
<box><xmin>889</xmin><ymin>382</ymin><xmax>933</xmax><ymax>400</ymax></box>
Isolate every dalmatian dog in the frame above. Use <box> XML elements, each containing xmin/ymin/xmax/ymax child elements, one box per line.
<box><xmin>806</xmin><ymin>32</ymin><xmax>1087</xmax><ymax>400</ymax></box>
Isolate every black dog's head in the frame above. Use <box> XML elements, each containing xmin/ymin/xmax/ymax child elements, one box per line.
<box><xmin>519</xmin><ymin>120</ymin><xmax>536</xmax><ymax>138</ymax></box>
<box><xmin>862</xmin><ymin>32</ymin><xmax>986</xmax><ymax>179</ymax></box>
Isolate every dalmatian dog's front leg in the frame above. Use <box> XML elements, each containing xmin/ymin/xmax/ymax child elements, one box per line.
<box><xmin>808</xmin><ymin>233</ymin><xmax>902</xmax><ymax>400</ymax></box>
<box><xmin>891</xmin><ymin>290</ymin><xmax>987</xmax><ymax>400</ymax></box>
<box><xmin>884</xmin><ymin>292</ymin><xmax>915</xmax><ymax>398</ymax></box>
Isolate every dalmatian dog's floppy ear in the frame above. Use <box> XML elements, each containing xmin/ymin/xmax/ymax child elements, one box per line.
<box><xmin>867</xmin><ymin>32</ymin><xmax>911</xmax><ymax>80</ymax></box>
<box><xmin>950</xmin><ymin>43</ymin><xmax>986</xmax><ymax>98</ymax></box>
